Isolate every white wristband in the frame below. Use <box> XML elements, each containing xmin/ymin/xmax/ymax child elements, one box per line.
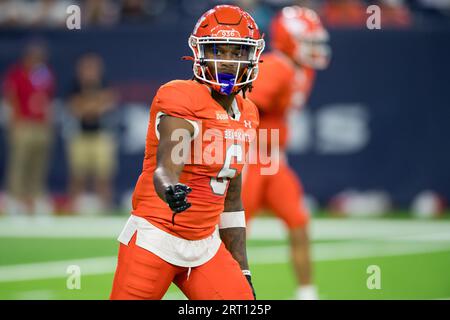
<box><xmin>219</xmin><ymin>211</ymin><xmax>246</xmax><ymax>229</ymax></box>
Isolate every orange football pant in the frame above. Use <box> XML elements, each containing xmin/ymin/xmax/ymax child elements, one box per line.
<box><xmin>110</xmin><ymin>233</ymin><xmax>254</xmax><ymax>300</ymax></box>
<box><xmin>243</xmin><ymin>161</ymin><xmax>309</xmax><ymax>229</ymax></box>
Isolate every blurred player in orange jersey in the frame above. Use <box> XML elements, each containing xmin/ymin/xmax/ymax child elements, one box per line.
<box><xmin>243</xmin><ymin>6</ymin><xmax>331</xmax><ymax>300</ymax></box>
<box><xmin>110</xmin><ymin>5</ymin><xmax>265</xmax><ymax>300</ymax></box>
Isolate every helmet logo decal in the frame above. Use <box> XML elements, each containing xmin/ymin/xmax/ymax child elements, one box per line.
<box><xmin>214</xmin><ymin>29</ymin><xmax>241</xmax><ymax>38</ymax></box>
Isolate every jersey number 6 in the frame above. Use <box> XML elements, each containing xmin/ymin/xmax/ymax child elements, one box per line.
<box><xmin>210</xmin><ymin>144</ymin><xmax>243</xmax><ymax>196</ymax></box>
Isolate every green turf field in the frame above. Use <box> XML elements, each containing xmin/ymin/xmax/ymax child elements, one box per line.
<box><xmin>0</xmin><ymin>215</ymin><xmax>449</xmax><ymax>300</ymax></box>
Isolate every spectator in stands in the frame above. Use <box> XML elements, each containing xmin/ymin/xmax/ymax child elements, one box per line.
<box><xmin>2</xmin><ymin>39</ymin><xmax>55</xmax><ymax>215</ymax></box>
<box><xmin>67</xmin><ymin>53</ymin><xmax>117</xmax><ymax>214</ymax></box>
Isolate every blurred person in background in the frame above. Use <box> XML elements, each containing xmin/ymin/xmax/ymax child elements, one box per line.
<box><xmin>67</xmin><ymin>53</ymin><xmax>117</xmax><ymax>214</ymax></box>
<box><xmin>242</xmin><ymin>6</ymin><xmax>331</xmax><ymax>300</ymax></box>
<box><xmin>2</xmin><ymin>39</ymin><xmax>55</xmax><ymax>216</ymax></box>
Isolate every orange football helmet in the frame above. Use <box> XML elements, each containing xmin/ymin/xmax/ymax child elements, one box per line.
<box><xmin>271</xmin><ymin>6</ymin><xmax>330</xmax><ymax>70</ymax></box>
<box><xmin>189</xmin><ymin>5</ymin><xmax>265</xmax><ymax>95</ymax></box>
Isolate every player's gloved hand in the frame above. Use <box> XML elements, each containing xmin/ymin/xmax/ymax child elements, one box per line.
<box><xmin>244</xmin><ymin>274</ymin><xmax>256</xmax><ymax>299</ymax></box>
<box><xmin>164</xmin><ymin>183</ymin><xmax>192</xmax><ymax>225</ymax></box>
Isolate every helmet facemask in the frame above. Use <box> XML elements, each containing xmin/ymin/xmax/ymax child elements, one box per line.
<box><xmin>189</xmin><ymin>36</ymin><xmax>265</xmax><ymax>95</ymax></box>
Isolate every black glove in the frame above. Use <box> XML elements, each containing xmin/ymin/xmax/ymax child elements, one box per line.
<box><xmin>245</xmin><ymin>274</ymin><xmax>256</xmax><ymax>299</ymax></box>
<box><xmin>164</xmin><ymin>183</ymin><xmax>192</xmax><ymax>225</ymax></box>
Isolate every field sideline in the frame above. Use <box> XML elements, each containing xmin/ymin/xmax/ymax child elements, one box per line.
<box><xmin>0</xmin><ymin>215</ymin><xmax>449</xmax><ymax>300</ymax></box>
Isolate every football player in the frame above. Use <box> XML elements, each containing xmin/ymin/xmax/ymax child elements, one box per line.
<box><xmin>242</xmin><ymin>6</ymin><xmax>331</xmax><ymax>300</ymax></box>
<box><xmin>110</xmin><ymin>5</ymin><xmax>265</xmax><ymax>300</ymax></box>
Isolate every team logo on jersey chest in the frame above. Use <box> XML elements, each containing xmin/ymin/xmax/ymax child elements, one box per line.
<box><xmin>168</xmin><ymin>121</ymin><xmax>280</xmax><ymax>175</ymax></box>
<box><xmin>224</xmin><ymin>129</ymin><xmax>252</xmax><ymax>142</ymax></box>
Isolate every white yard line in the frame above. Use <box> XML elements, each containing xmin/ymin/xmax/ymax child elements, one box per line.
<box><xmin>1</xmin><ymin>241</ymin><xmax>449</xmax><ymax>283</ymax></box>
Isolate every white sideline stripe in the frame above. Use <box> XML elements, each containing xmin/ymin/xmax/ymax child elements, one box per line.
<box><xmin>1</xmin><ymin>242</ymin><xmax>450</xmax><ymax>283</ymax></box>
<box><xmin>250</xmin><ymin>242</ymin><xmax>450</xmax><ymax>264</ymax></box>
<box><xmin>1</xmin><ymin>216</ymin><xmax>450</xmax><ymax>241</ymax></box>
<box><xmin>250</xmin><ymin>218</ymin><xmax>450</xmax><ymax>241</ymax></box>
